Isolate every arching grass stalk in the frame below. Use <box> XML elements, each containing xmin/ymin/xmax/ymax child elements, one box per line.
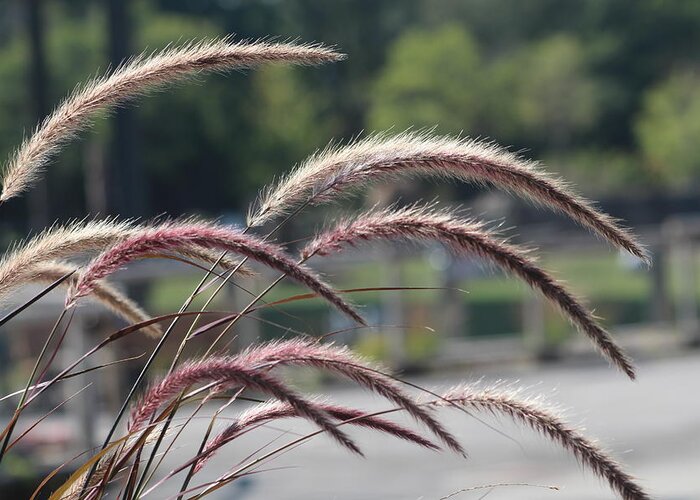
<box><xmin>127</xmin><ymin>244</ymin><xmax>252</xmax><ymax>498</ymax></box>
<box><xmin>173</xmin><ymin>389</ymin><xmax>245</xmax><ymax>498</ymax></box>
<box><xmin>249</xmin><ymin>131</ymin><xmax>648</xmax><ymax>264</ymax></box>
<box><xmin>200</xmin><ymin>199</ymin><xmax>336</xmax><ymax>359</ymax></box>
<box><xmin>183</xmin><ymin>385</ymin><xmax>648</xmax><ymax>500</ymax></box>
<box><xmin>132</xmin><ymin>202</ymin><xmax>317</xmax><ymax>497</ymax></box>
<box><xmin>80</xmin><ymin>252</ymin><xmax>230</xmax><ymax>495</ymax></box>
<box><xmin>303</xmin><ymin>203</ymin><xmax>635</xmax><ymax>378</ymax></box>
<box><xmin>128</xmin><ymin>268</ymin><xmax>247</xmax><ymax>497</ymax></box>
<box><xmin>1</xmin><ymin>38</ymin><xmax>343</xmax><ymax>203</ymax></box>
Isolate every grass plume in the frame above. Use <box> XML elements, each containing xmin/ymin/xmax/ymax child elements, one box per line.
<box><xmin>0</xmin><ymin>37</ymin><xmax>343</xmax><ymax>202</ymax></box>
<box><xmin>438</xmin><ymin>383</ymin><xmax>650</xmax><ymax>500</ymax></box>
<box><xmin>302</xmin><ymin>204</ymin><xmax>636</xmax><ymax>379</ymax></box>
<box><xmin>66</xmin><ymin>220</ymin><xmax>364</xmax><ymax>325</ymax></box>
<box><xmin>238</xmin><ymin>339</ymin><xmax>464</xmax><ymax>454</ymax></box>
<box><xmin>249</xmin><ymin>132</ymin><xmax>648</xmax><ymax>264</ymax></box>
<box><xmin>0</xmin><ymin>218</ymin><xmax>250</xmax><ymax>303</ymax></box>
<box><xmin>128</xmin><ymin>357</ymin><xmax>361</xmax><ymax>455</ymax></box>
<box><xmin>0</xmin><ymin>219</ymin><xmax>135</xmax><ymax>301</ymax></box>
<box><xmin>193</xmin><ymin>398</ymin><xmax>438</xmax><ymax>473</ymax></box>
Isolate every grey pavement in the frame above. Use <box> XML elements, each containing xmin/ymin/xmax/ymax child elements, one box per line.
<box><xmin>148</xmin><ymin>352</ymin><xmax>700</xmax><ymax>500</ymax></box>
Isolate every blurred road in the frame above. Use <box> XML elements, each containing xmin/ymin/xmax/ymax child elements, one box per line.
<box><xmin>153</xmin><ymin>353</ymin><xmax>700</xmax><ymax>500</ymax></box>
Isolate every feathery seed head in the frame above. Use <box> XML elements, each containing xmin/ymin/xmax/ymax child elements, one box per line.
<box><xmin>1</xmin><ymin>37</ymin><xmax>343</xmax><ymax>202</ymax></box>
<box><xmin>438</xmin><ymin>383</ymin><xmax>650</xmax><ymax>500</ymax></box>
<box><xmin>249</xmin><ymin>131</ymin><xmax>648</xmax><ymax>264</ymax></box>
<box><xmin>238</xmin><ymin>339</ymin><xmax>464</xmax><ymax>454</ymax></box>
<box><xmin>302</xmin><ymin>204</ymin><xmax>636</xmax><ymax>379</ymax></box>
<box><xmin>0</xmin><ymin>217</ymin><xmax>250</xmax><ymax>305</ymax></box>
<box><xmin>66</xmin><ymin>221</ymin><xmax>364</xmax><ymax>325</ymax></box>
<box><xmin>129</xmin><ymin>356</ymin><xmax>361</xmax><ymax>455</ymax></box>
<box><xmin>0</xmin><ymin>218</ymin><xmax>137</xmax><ymax>301</ymax></box>
<box><xmin>193</xmin><ymin>398</ymin><xmax>438</xmax><ymax>473</ymax></box>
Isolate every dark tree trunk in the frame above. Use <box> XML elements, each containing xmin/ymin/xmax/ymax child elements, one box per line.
<box><xmin>26</xmin><ymin>0</ymin><xmax>49</xmax><ymax>228</ymax></box>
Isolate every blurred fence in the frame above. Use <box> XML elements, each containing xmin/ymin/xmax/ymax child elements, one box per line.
<box><xmin>3</xmin><ymin>217</ymin><xmax>700</xmax><ymax>426</ymax></box>
<box><xmin>107</xmin><ymin>217</ymin><xmax>700</xmax><ymax>370</ymax></box>
<box><xmin>3</xmin><ymin>217</ymin><xmax>700</xmax><ymax>480</ymax></box>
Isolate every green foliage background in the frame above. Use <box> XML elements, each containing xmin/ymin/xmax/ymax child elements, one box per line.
<box><xmin>1</xmin><ymin>0</ymin><xmax>699</xmax><ymax>224</ymax></box>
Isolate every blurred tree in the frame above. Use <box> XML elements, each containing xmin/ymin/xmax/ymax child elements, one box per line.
<box><xmin>246</xmin><ymin>65</ymin><xmax>332</xmax><ymax>194</ymax></box>
<box><xmin>4</xmin><ymin>0</ymin><xmax>700</xmax><ymax>229</ymax></box>
<box><xmin>107</xmin><ymin>0</ymin><xmax>143</xmax><ymax>217</ymax></box>
<box><xmin>43</xmin><ymin>3</ymin><xmax>105</xmax><ymax>218</ymax></box>
<box><xmin>0</xmin><ymin>27</ymin><xmax>30</xmax><ymax>238</ymax></box>
<box><xmin>543</xmin><ymin>148</ymin><xmax>646</xmax><ymax>195</ymax></box>
<box><xmin>0</xmin><ymin>39</ymin><xmax>30</xmax><ymax>170</ymax></box>
<box><xmin>636</xmin><ymin>70</ymin><xmax>700</xmax><ymax>187</ymax></box>
<box><xmin>487</xmin><ymin>35</ymin><xmax>603</xmax><ymax>151</ymax></box>
<box><xmin>27</xmin><ymin>0</ymin><xmax>50</xmax><ymax>228</ymax></box>
<box><xmin>132</xmin><ymin>7</ymin><xmax>235</xmax><ymax>215</ymax></box>
<box><xmin>0</xmin><ymin>3</ymin><xmax>106</xmax><ymax>222</ymax></box>
<box><xmin>416</xmin><ymin>0</ymin><xmax>700</xmax><ymax>149</ymax></box>
<box><xmin>417</xmin><ymin>0</ymin><xmax>588</xmax><ymax>49</ymax></box>
<box><xmin>277</xmin><ymin>0</ymin><xmax>422</xmax><ymax>136</ymax></box>
<box><xmin>156</xmin><ymin>0</ymin><xmax>282</xmax><ymax>38</ymax></box>
<box><xmin>368</xmin><ymin>24</ymin><xmax>482</xmax><ymax>134</ymax></box>
<box><xmin>578</xmin><ymin>0</ymin><xmax>700</xmax><ymax>148</ymax></box>
<box><xmin>0</xmin><ymin>2</ymin><xmax>23</xmax><ymax>44</ymax></box>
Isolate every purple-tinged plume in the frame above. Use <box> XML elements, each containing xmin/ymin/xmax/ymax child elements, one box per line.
<box><xmin>128</xmin><ymin>357</ymin><xmax>361</xmax><ymax>455</ymax></box>
<box><xmin>238</xmin><ymin>339</ymin><xmax>464</xmax><ymax>454</ymax></box>
<box><xmin>250</xmin><ymin>132</ymin><xmax>648</xmax><ymax>264</ymax></box>
<box><xmin>193</xmin><ymin>399</ymin><xmax>438</xmax><ymax>473</ymax></box>
<box><xmin>66</xmin><ymin>220</ymin><xmax>363</xmax><ymax>325</ymax></box>
<box><xmin>439</xmin><ymin>383</ymin><xmax>650</xmax><ymax>500</ymax></box>
<box><xmin>302</xmin><ymin>205</ymin><xmax>636</xmax><ymax>379</ymax></box>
